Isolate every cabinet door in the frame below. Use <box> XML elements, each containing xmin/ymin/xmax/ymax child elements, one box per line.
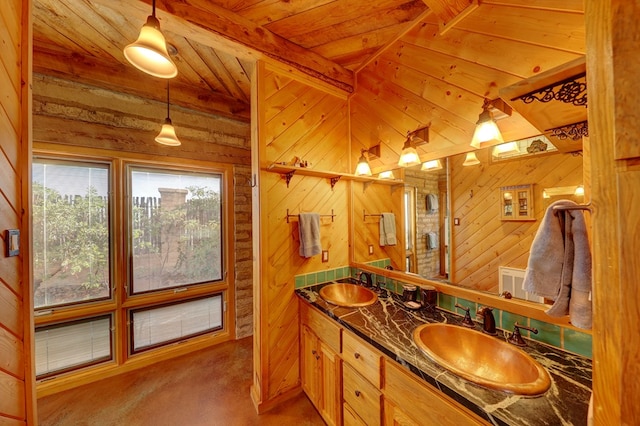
<box><xmin>301</xmin><ymin>325</ymin><xmax>320</xmax><ymax>407</ymax></box>
<box><xmin>384</xmin><ymin>399</ymin><xmax>421</xmax><ymax>426</ymax></box>
<box><xmin>319</xmin><ymin>342</ymin><xmax>341</xmax><ymax>426</ymax></box>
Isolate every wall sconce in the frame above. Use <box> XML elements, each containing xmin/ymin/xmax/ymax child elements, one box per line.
<box><xmin>574</xmin><ymin>185</ymin><xmax>585</xmax><ymax>196</ymax></box>
<box><xmin>492</xmin><ymin>141</ymin><xmax>520</xmax><ymax>157</ymax></box>
<box><xmin>398</xmin><ymin>126</ymin><xmax>428</xmax><ymax>167</ymax></box>
<box><xmin>155</xmin><ymin>81</ymin><xmax>181</xmax><ymax>146</ymax></box>
<box><xmin>462</xmin><ymin>152</ymin><xmax>480</xmax><ymax>166</ymax></box>
<box><xmin>124</xmin><ymin>0</ymin><xmax>178</xmax><ymax>78</ymax></box>
<box><xmin>378</xmin><ymin>170</ymin><xmax>395</xmax><ymax>180</ymax></box>
<box><xmin>421</xmin><ymin>159</ymin><xmax>443</xmax><ymax>171</ymax></box>
<box><xmin>470</xmin><ymin>99</ymin><xmax>511</xmax><ymax>148</ymax></box>
<box><xmin>355</xmin><ymin>145</ymin><xmax>380</xmax><ymax>176</ymax></box>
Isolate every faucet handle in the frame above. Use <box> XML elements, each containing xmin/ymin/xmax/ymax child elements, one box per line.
<box><xmin>454</xmin><ymin>303</ymin><xmax>475</xmax><ymax>328</ymax></box>
<box><xmin>507</xmin><ymin>322</ymin><xmax>538</xmax><ymax>346</ymax></box>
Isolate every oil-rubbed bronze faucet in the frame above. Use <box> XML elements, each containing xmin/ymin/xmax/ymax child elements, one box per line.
<box><xmin>477</xmin><ymin>306</ymin><xmax>497</xmax><ymax>335</ymax></box>
<box><xmin>455</xmin><ymin>303</ymin><xmax>475</xmax><ymax>328</ymax></box>
<box><xmin>507</xmin><ymin>322</ymin><xmax>538</xmax><ymax>346</ymax></box>
<box><xmin>356</xmin><ymin>271</ymin><xmax>372</xmax><ymax>287</ymax></box>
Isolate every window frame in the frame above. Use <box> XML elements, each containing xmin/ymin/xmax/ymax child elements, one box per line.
<box><xmin>32</xmin><ymin>148</ymin><xmax>236</xmax><ymax>383</ymax></box>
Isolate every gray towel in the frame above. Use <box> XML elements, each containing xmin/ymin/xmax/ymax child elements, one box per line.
<box><xmin>426</xmin><ymin>194</ymin><xmax>439</xmax><ymax>213</ymax></box>
<box><xmin>379</xmin><ymin>213</ymin><xmax>397</xmax><ymax>246</ymax></box>
<box><xmin>523</xmin><ymin>200</ymin><xmax>592</xmax><ymax>329</ymax></box>
<box><xmin>427</xmin><ymin>232</ymin><xmax>438</xmax><ymax>250</ymax></box>
<box><xmin>298</xmin><ymin>213</ymin><xmax>321</xmax><ymax>258</ymax></box>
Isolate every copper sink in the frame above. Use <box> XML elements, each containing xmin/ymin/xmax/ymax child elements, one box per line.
<box><xmin>318</xmin><ymin>283</ymin><xmax>378</xmax><ymax>307</ymax></box>
<box><xmin>413</xmin><ymin>323</ymin><xmax>551</xmax><ymax>396</ymax></box>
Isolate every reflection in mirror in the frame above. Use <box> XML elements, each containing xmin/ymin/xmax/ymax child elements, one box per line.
<box><xmin>402</xmin><ymin>159</ymin><xmax>449</xmax><ymax>281</ymax></box>
<box><xmin>366</xmin><ymin>136</ymin><xmax>584</xmax><ymax>297</ymax></box>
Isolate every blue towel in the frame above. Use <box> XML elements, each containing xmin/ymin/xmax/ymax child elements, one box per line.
<box><xmin>298</xmin><ymin>213</ymin><xmax>321</xmax><ymax>258</ymax></box>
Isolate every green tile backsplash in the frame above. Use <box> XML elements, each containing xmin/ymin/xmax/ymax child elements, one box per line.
<box><xmin>294</xmin><ymin>266</ymin><xmax>593</xmax><ymax>359</ymax></box>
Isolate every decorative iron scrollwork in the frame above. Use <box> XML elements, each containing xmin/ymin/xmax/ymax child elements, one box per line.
<box><xmin>549</xmin><ymin>121</ymin><xmax>589</xmax><ymax>140</ymax></box>
<box><xmin>515</xmin><ymin>73</ymin><xmax>587</xmax><ymax>107</ymax></box>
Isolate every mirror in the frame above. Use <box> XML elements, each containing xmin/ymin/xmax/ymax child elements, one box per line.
<box><xmin>355</xmin><ymin>136</ymin><xmax>584</xmax><ymax>296</ymax></box>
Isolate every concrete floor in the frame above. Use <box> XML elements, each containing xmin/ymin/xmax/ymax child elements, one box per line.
<box><xmin>38</xmin><ymin>337</ymin><xmax>325</xmax><ymax>426</ymax></box>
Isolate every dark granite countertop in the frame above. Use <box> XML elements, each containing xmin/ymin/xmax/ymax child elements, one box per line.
<box><xmin>297</xmin><ymin>282</ymin><xmax>592</xmax><ymax>426</ymax></box>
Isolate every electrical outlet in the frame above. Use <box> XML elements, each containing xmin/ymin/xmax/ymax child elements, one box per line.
<box><xmin>368</xmin><ymin>244</ymin><xmax>374</xmax><ymax>255</ymax></box>
<box><xmin>322</xmin><ymin>250</ymin><xmax>329</xmax><ymax>262</ymax></box>
<box><xmin>454</xmin><ymin>218</ymin><xmax>460</xmax><ymax>226</ymax></box>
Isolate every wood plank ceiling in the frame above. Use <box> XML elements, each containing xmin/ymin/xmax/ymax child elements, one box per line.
<box><xmin>32</xmin><ymin>0</ymin><xmax>585</xmax><ymax>158</ymax></box>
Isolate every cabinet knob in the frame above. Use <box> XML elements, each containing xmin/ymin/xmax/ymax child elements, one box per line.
<box><xmin>355</xmin><ymin>390</ymin><xmax>361</xmax><ymax>397</ymax></box>
<box><xmin>311</xmin><ymin>349</ymin><xmax>317</xmax><ymax>355</ymax></box>
<box><xmin>354</xmin><ymin>352</ymin><xmax>360</xmax><ymax>359</ymax></box>
<box><xmin>315</xmin><ymin>355</ymin><xmax>320</xmax><ymax>360</ymax></box>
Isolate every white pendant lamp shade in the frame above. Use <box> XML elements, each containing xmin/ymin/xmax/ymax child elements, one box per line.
<box><xmin>378</xmin><ymin>170</ymin><xmax>395</xmax><ymax>179</ymax></box>
<box><xmin>355</xmin><ymin>151</ymin><xmax>372</xmax><ymax>176</ymax></box>
<box><xmin>492</xmin><ymin>141</ymin><xmax>520</xmax><ymax>157</ymax></box>
<box><xmin>421</xmin><ymin>159</ymin><xmax>443</xmax><ymax>171</ymax></box>
<box><xmin>124</xmin><ymin>11</ymin><xmax>177</xmax><ymax>78</ymax></box>
<box><xmin>470</xmin><ymin>108</ymin><xmax>503</xmax><ymax>148</ymax></box>
<box><xmin>155</xmin><ymin>118</ymin><xmax>181</xmax><ymax>146</ymax></box>
<box><xmin>398</xmin><ymin>139</ymin><xmax>420</xmax><ymax>167</ymax></box>
<box><xmin>462</xmin><ymin>152</ymin><xmax>480</xmax><ymax>166</ymax></box>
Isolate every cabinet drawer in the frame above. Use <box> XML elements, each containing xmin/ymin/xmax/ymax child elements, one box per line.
<box><xmin>385</xmin><ymin>361</ymin><xmax>487</xmax><ymax>426</ymax></box>
<box><xmin>343</xmin><ymin>402</ymin><xmax>368</xmax><ymax>426</ymax></box>
<box><xmin>343</xmin><ymin>363</ymin><xmax>381</xmax><ymax>426</ymax></box>
<box><xmin>343</xmin><ymin>331</ymin><xmax>381</xmax><ymax>388</ymax></box>
<box><xmin>300</xmin><ymin>300</ymin><xmax>341</xmax><ymax>353</ymax></box>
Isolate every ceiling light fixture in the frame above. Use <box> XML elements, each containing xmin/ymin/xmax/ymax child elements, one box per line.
<box><xmin>155</xmin><ymin>81</ymin><xmax>181</xmax><ymax>146</ymax></box>
<box><xmin>398</xmin><ymin>126</ymin><xmax>428</xmax><ymax>167</ymax></box>
<box><xmin>124</xmin><ymin>0</ymin><xmax>178</xmax><ymax>79</ymax></box>
<box><xmin>355</xmin><ymin>145</ymin><xmax>380</xmax><ymax>176</ymax></box>
<box><xmin>574</xmin><ymin>185</ymin><xmax>585</xmax><ymax>196</ymax></box>
<box><xmin>421</xmin><ymin>159</ymin><xmax>443</xmax><ymax>171</ymax></box>
<box><xmin>462</xmin><ymin>152</ymin><xmax>481</xmax><ymax>166</ymax></box>
<box><xmin>470</xmin><ymin>99</ymin><xmax>511</xmax><ymax>148</ymax></box>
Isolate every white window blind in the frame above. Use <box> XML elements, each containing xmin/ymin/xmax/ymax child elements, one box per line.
<box><xmin>131</xmin><ymin>294</ymin><xmax>223</xmax><ymax>352</ymax></box>
<box><xmin>35</xmin><ymin>316</ymin><xmax>112</xmax><ymax>377</ymax></box>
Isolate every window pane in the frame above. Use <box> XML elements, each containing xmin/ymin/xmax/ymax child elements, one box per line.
<box><xmin>35</xmin><ymin>315</ymin><xmax>112</xmax><ymax>378</ymax></box>
<box><xmin>130</xmin><ymin>295</ymin><xmax>223</xmax><ymax>352</ymax></box>
<box><xmin>32</xmin><ymin>160</ymin><xmax>111</xmax><ymax>309</ymax></box>
<box><xmin>130</xmin><ymin>169</ymin><xmax>223</xmax><ymax>293</ymax></box>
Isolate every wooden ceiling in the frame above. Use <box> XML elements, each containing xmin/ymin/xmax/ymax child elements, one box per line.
<box><xmin>32</xmin><ymin>0</ymin><xmax>586</xmax><ymax>158</ymax></box>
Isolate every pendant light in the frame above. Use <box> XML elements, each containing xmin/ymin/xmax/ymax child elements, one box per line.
<box><xmin>378</xmin><ymin>170</ymin><xmax>395</xmax><ymax>180</ymax></box>
<box><xmin>155</xmin><ymin>82</ymin><xmax>181</xmax><ymax>146</ymax></box>
<box><xmin>470</xmin><ymin>101</ymin><xmax>504</xmax><ymax>148</ymax></box>
<box><xmin>398</xmin><ymin>128</ymin><xmax>425</xmax><ymax>168</ymax></box>
<box><xmin>462</xmin><ymin>152</ymin><xmax>480</xmax><ymax>166</ymax></box>
<box><xmin>492</xmin><ymin>141</ymin><xmax>520</xmax><ymax>157</ymax></box>
<box><xmin>124</xmin><ymin>0</ymin><xmax>178</xmax><ymax>79</ymax></box>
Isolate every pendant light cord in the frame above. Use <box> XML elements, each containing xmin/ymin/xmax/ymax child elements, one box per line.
<box><xmin>152</xmin><ymin>0</ymin><xmax>156</xmax><ymax>17</ymax></box>
<box><xmin>166</xmin><ymin>81</ymin><xmax>170</xmax><ymax>119</ymax></box>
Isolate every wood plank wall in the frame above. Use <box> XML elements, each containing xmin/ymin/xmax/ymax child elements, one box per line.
<box><xmin>252</xmin><ymin>62</ymin><xmax>350</xmax><ymax>408</ymax></box>
<box><xmin>0</xmin><ymin>0</ymin><xmax>35</xmax><ymax>423</ymax></box>
<box><xmin>450</xmin><ymin>148</ymin><xmax>583</xmax><ymax>292</ymax></box>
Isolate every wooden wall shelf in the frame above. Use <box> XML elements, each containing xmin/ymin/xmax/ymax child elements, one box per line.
<box><xmin>266</xmin><ymin>164</ymin><xmax>404</xmax><ymax>188</ymax></box>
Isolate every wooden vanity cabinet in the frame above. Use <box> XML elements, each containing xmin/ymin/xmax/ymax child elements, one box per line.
<box><xmin>384</xmin><ymin>361</ymin><xmax>486</xmax><ymax>426</ymax></box>
<box><xmin>300</xmin><ymin>300</ymin><xmax>489</xmax><ymax>426</ymax></box>
<box><xmin>300</xmin><ymin>302</ymin><xmax>342</xmax><ymax>426</ymax></box>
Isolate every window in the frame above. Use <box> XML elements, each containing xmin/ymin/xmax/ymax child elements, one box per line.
<box><xmin>35</xmin><ymin>315</ymin><xmax>112</xmax><ymax>378</ymax></box>
<box><xmin>32</xmin><ymin>159</ymin><xmax>111</xmax><ymax>309</ymax></box>
<box><xmin>33</xmin><ymin>153</ymin><xmax>233</xmax><ymax>381</ymax></box>
<box><xmin>129</xmin><ymin>168</ymin><xmax>223</xmax><ymax>294</ymax></box>
<box><xmin>130</xmin><ymin>294</ymin><xmax>223</xmax><ymax>353</ymax></box>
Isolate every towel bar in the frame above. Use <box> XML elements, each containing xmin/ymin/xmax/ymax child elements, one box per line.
<box><xmin>363</xmin><ymin>209</ymin><xmax>383</xmax><ymax>221</ymax></box>
<box><xmin>286</xmin><ymin>209</ymin><xmax>335</xmax><ymax>223</ymax></box>
<box><xmin>552</xmin><ymin>202</ymin><xmax>592</xmax><ymax>212</ymax></box>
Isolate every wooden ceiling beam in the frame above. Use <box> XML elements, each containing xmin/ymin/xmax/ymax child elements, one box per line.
<box><xmin>99</xmin><ymin>0</ymin><xmax>354</xmax><ymax>93</ymax></box>
<box><xmin>421</xmin><ymin>0</ymin><xmax>479</xmax><ymax>34</ymax></box>
<box><xmin>33</xmin><ymin>44</ymin><xmax>251</xmax><ymax>121</ymax></box>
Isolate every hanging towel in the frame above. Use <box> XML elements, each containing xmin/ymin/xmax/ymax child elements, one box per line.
<box><xmin>523</xmin><ymin>200</ymin><xmax>592</xmax><ymax>329</ymax></box>
<box><xmin>298</xmin><ymin>213</ymin><xmax>322</xmax><ymax>258</ymax></box>
<box><xmin>426</xmin><ymin>194</ymin><xmax>439</xmax><ymax>213</ymax></box>
<box><xmin>379</xmin><ymin>213</ymin><xmax>397</xmax><ymax>246</ymax></box>
<box><xmin>427</xmin><ymin>232</ymin><xmax>438</xmax><ymax>250</ymax></box>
